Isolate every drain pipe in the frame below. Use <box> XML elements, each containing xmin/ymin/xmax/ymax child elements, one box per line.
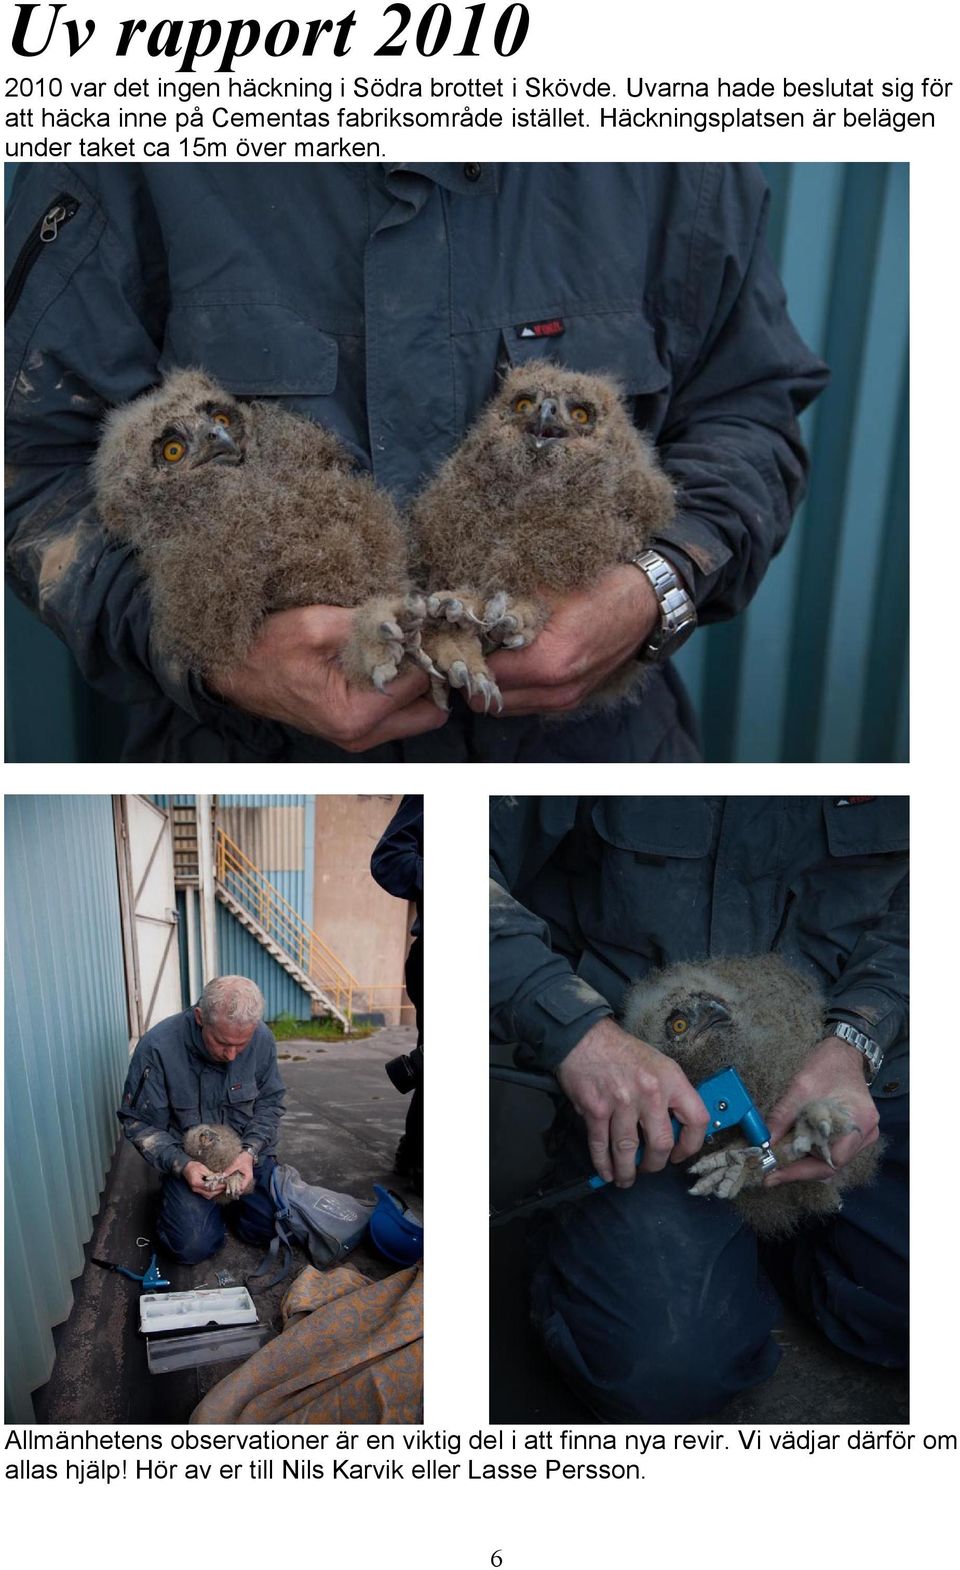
<box><xmin>184</xmin><ymin>887</ymin><xmax>200</xmax><ymax>1004</ymax></box>
<box><xmin>196</xmin><ymin>794</ymin><xmax>219</xmax><ymax>984</ymax></box>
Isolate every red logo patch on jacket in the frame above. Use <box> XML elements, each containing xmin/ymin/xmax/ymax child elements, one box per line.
<box><xmin>835</xmin><ymin>797</ymin><xmax>877</xmax><ymax>807</ymax></box>
<box><xmin>515</xmin><ymin>319</ymin><xmax>565</xmax><ymax>339</ymax></box>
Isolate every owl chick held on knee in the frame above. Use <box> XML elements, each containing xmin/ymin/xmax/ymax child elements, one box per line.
<box><xmin>622</xmin><ymin>955</ymin><xmax>883</xmax><ymax>1238</ymax></box>
<box><xmin>409</xmin><ymin>363</ymin><xmax>676</xmax><ymax>712</ymax></box>
<box><xmin>92</xmin><ymin>369</ymin><xmax>431</xmax><ymax>692</ymax></box>
<box><xmin>183</xmin><ymin>1124</ymin><xmax>245</xmax><ymax>1203</ymax></box>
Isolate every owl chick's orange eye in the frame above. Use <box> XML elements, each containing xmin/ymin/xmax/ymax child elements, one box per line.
<box><xmin>213</xmin><ymin>411</ymin><xmax>232</xmax><ymax>427</ymax></box>
<box><xmin>671</xmin><ymin>1017</ymin><xmax>689</xmax><ymax>1035</ymax></box>
<box><xmin>162</xmin><ymin>439</ymin><xmax>185</xmax><ymax>463</ymax></box>
<box><xmin>513</xmin><ymin>396</ymin><xmax>534</xmax><ymax>414</ymax></box>
<box><xmin>570</xmin><ymin>405</ymin><xmax>591</xmax><ymax>425</ymax></box>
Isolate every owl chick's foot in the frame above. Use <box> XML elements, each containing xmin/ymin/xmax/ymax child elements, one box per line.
<box><xmin>480</xmin><ymin>592</ymin><xmax>547</xmax><ymax>651</ymax></box>
<box><xmin>425</xmin><ymin>591</ymin><xmax>487</xmax><ymax>630</ymax></box>
<box><xmin>688</xmin><ymin>1144</ymin><xmax>764</xmax><ymax>1200</ymax></box>
<box><xmin>221</xmin><ymin>1171</ymin><xmax>244</xmax><ymax>1202</ymax></box>
<box><xmin>784</xmin><ymin>1099</ymin><xmax>858</xmax><ymax>1168</ymax></box>
<box><xmin>421</xmin><ymin>625</ymin><xmax>503</xmax><ymax>715</ymax></box>
<box><xmin>343</xmin><ymin>594</ymin><xmax>432</xmax><ymax>693</ymax></box>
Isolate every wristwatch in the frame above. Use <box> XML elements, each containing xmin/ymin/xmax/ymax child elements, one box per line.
<box><xmin>627</xmin><ymin>548</ymin><xmax>698</xmax><ymax>662</ymax></box>
<box><xmin>828</xmin><ymin>1021</ymin><xmax>884</xmax><ymax>1084</ymax></box>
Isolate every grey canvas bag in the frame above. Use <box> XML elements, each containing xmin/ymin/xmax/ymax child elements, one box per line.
<box><xmin>247</xmin><ymin>1162</ymin><xmax>373</xmax><ymax>1291</ymax></box>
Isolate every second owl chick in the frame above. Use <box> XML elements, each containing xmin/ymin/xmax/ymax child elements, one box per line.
<box><xmin>93</xmin><ymin>370</ymin><xmax>431</xmax><ymax>692</ymax></box>
<box><xmin>622</xmin><ymin>955</ymin><xmax>882</xmax><ymax>1238</ymax></box>
<box><xmin>409</xmin><ymin>363</ymin><xmax>676</xmax><ymax>713</ymax></box>
<box><xmin>182</xmin><ymin>1124</ymin><xmax>245</xmax><ymax>1203</ymax></box>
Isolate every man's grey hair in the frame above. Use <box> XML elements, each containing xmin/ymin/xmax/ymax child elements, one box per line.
<box><xmin>198</xmin><ymin>976</ymin><xmax>265</xmax><ymax>1028</ymax></box>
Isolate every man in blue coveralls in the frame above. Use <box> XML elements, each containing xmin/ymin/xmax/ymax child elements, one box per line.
<box><xmin>5</xmin><ymin>164</ymin><xmax>827</xmax><ymax>762</ymax></box>
<box><xmin>118</xmin><ymin>975</ymin><xmax>285</xmax><ymax>1264</ymax></box>
<box><xmin>490</xmin><ymin>797</ymin><xmax>909</xmax><ymax>1420</ymax></box>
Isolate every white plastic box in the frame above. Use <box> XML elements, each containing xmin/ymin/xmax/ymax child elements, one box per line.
<box><xmin>139</xmin><ymin>1285</ymin><xmax>258</xmax><ymax>1335</ymax></box>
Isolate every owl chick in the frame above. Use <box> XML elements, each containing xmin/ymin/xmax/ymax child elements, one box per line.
<box><xmin>93</xmin><ymin>369</ymin><xmax>430</xmax><ymax>691</ymax></box>
<box><xmin>182</xmin><ymin>1124</ymin><xmax>245</xmax><ymax>1203</ymax></box>
<box><xmin>622</xmin><ymin>955</ymin><xmax>882</xmax><ymax>1238</ymax></box>
<box><xmin>409</xmin><ymin>363</ymin><xmax>675</xmax><ymax>712</ymax></box>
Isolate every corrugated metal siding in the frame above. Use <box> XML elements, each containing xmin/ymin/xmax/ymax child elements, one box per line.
<box><xmin>215</xmin><ymin>903</ymin><xmax>308</xmax><ymax>1020</ymax></box>
<box><xmin>674</xmin><ymin>162</ymin><xmax>908</xmax><ymax>761</ymax></box>
<box><xmin>153</xmin><ymin>795</ymin><xmax>315</xmax><ymax>1019</ymax></box>
<box><xmin>6</xmin><ymin>165</ymin><xmax>907</xmax><ymax>763</ymax></box>
<box><xmin>4</xmin><ymin>797</ymin><xmax>130</xmax><ymax>1421</ymax></box>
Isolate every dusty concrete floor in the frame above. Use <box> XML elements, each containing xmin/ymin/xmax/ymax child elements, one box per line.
<box><xmin>33</xmin><ymin>1027</ymin><xmax>419</xmax><ymax>1424</ymax></box>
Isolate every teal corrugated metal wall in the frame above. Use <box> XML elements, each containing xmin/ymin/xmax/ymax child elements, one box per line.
<box><xmin>673</xmin><ymin>162</ymin><xmax>908</xmax><ymax>760</ymax></box>
<box><xmin>4</xmin><ymin>797</ymin><xmax>130</xmax><ymax>1421</ymax></box>
<box><xmin>5</xmin><ymin>163</ymin><xmax>908</xmax><ymax>761</ymax></box>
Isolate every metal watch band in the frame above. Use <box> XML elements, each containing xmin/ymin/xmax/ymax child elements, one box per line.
<box><xmin>628</xmin><ymin>548</ymin><xmax>698</xmax><ymax>662</ymax></box>
<box><xmin>830</xmin><ymin>1021</ymin><xmax>884</xmax><ymax>1084</ymax></box>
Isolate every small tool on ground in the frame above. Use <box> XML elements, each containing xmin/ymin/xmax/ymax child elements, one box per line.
<box><xmin>91</xmin><ymin>1251</ymin><xmax>171</xmax><ymax>1288</ymax></box>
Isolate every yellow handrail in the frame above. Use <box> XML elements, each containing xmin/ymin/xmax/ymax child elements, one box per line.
<box><xmin>214</xmin><ymin>826</ymin><xmax>412</xmax><ymax>1024</ymax></box>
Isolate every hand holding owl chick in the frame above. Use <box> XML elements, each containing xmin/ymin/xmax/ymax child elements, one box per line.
<box><xmin>622</xmin><ymin>955</ymin><xmax>884</xmax><ymax>1237</ymax></box>
<box><xmin>92</xmin><ymin>369</ymin><xmax>437</xmax><ymax>705</ymax></box>
<box><xmin>410</xmin><ymin>363</ymin><xmax>676</xmax><ymax>715</ymax></box>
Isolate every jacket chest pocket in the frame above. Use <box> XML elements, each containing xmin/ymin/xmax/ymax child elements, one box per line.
<box><xmin>171</xmin><ymin>1100</ymin><xmax>201</xmax><ymax>1133</ymax></box>
<box><xmin>158</xmin><ymin>301</ymin><xmax>338</xmax><ymax>398</ymax></box>
<box><xmin>500</xmin><ymin>308</ymin><xmax>671</xmax><ymax>436</ymax></box>
<box><xmin>452</xmin><ymin>307</ymin><xmax>671</xmax><ymax>437</ymax></box>
<box><xmin>579</xmin><ymin>798</ymin><xmax>717</xmax><ymax>961</ymax></box>
<box><xmin>225</xmin><ymin>1078</ymin><xmax>257</xmax><ymax>1119</ymax></box>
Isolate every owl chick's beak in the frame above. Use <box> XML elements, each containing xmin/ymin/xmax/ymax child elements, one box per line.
<box><xmin>689</xmin><ymin>996</ymin><xmax>733</xmax><ymax>1039</ymax></box>
<box><xmin>193</xmin><ymin>423</ymin><xmax>243</xmax><ymax>468</ymax></box>
<box><xmin>527</xmin><ymin>398</ymin><xmax>567</xmax><ymax>450</ymax></box>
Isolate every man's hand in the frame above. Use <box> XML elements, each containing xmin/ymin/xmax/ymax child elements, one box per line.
<box><xmin>211</xmin><ymin>606</ymin><xmax>448</xmax><ymax>753</ymax></box>
<box><xmin>557</xmin><ymin>1018</ymin><xmax>710</xmax><ymax>1187</ymax></box>
<box><xmin>183</xmin><ymin>1159</ymin><xmax>220</xmax><ymax>1199</ymax></box>
<box><xmin>219</xmin><ymin>1149</ymin><xmax>256</xmax><ymax>1197</ymax></box>
<box><xmin>469</xmin><ymin>564</ymin><xmax>659</xmax><ymax>717</ymax></box>
<box><xmin>764</xmin><ymin>1035</ymin><xmax>881</xmax><ymax>1187</ymax></box>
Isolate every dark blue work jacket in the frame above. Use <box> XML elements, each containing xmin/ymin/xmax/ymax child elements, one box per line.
<box><xmin>5</xmin><ymin>163</ymin><xmax>827</xmax><ymax>761</ymax></box>
<box><xmin>117</xmin><ymin>1009</ymin><xmax>286</xmax><ymax>1175</ymax></box>
<box><xmin>490</xmin><ymin>797</ymin><xmax>908</xmax><ymax>1102</ymax></box>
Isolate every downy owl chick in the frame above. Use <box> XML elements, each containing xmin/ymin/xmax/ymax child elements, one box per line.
<box><xmin>182</xmin><ymin>1123</ymin><xmax>245</xmax><ymax>1203</ymax></box>
<box><xmin>93</xmin><ymin>369</ymin><xmax>429</xmax><ymax>690</ymax></box>
<box><xmin>622</xmin><ymin>955</ymin><xmax>882</xmax><ymax>1238</ymax></box>
<box><xmin>409</xmin><ymin>363</ymin><xmax>675</xmax><ymax>713</ymax></box>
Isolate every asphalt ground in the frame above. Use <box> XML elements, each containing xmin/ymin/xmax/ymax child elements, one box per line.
<box><xmin>32</xmin><ymin>1027</ymin><xmax>419</xmax><ymax>1424</ymax></box>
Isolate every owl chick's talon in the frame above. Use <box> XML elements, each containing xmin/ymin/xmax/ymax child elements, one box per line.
<box><xmin>688</xmin><ymin>1145</ymin><xmax>762</xmax><ymax>1201</ymax></box>
<box><xmin>482</xmin><ymin>591</ymin><xmax>509</xmax><ymax>626</ymax></box>
<box><xmin>786</xmin><ymin>1099</ymin><xmax>854</xmax><ymax>1168</ymax></box>
<box><xmin>428</xmin><ymin>676</ymin><xmax>450</xmax><ymax>712</ymax></box>
<box><xmin>475</xmin><ymin>674</ymin><xmax>503</xmax><ymax>715</ymax></box>
<box><xmin>448</xmin><ymin>659</ymin><xmax>473</xmax><ymax>694</ymax></box>
<box><xmin>426</xmin><ymin>593</ymin><xmax>485</xmax><ymax>628</ymax></box>
<box><xmin>371</xmin><ymin>662</ymin><xmax>400</xmax><ymax>692</ymax></box>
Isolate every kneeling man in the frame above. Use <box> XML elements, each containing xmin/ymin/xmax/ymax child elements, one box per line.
<box><xmin>118</xmin><ymin>976</ymin><xmax>285</xmax><ymax>1264</ymax></box>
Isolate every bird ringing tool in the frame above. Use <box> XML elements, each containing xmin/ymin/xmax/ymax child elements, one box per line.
<box><xmin>91</xmin><ymin>1252</ymin><xmax>171</xmax><ymax>1288</ymax></box>
<box><xmin>489</xmin><ymin>1063</ymin><xmax>777</xmax><ymax>1224</ymax></box>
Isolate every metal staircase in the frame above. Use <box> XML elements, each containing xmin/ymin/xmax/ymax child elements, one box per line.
<box><xmin>215</xmin><ymin>827</ymin><xmax>357</xmax><ymax>1027</ymax></box>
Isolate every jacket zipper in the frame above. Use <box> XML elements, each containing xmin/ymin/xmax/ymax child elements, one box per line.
<box><xmin>5</xmin><ymin>192</ymin><xmax>80</xmax><ymax>323</ymax></box>
<box><xmin>130</xmin><ymin>1064</ymin><xmax>152</xmax><ymax>1110</ymax></box>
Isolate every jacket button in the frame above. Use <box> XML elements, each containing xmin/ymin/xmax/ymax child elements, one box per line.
<box><xmin>463</xmin><ymin>163</ymin><xmax>482</xmax><ymax>182</ymax></box>
<box><xmin>881</xmin><ymin>1080</ymin><xmax>900</xmax><ymax>1094</ymax></box>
